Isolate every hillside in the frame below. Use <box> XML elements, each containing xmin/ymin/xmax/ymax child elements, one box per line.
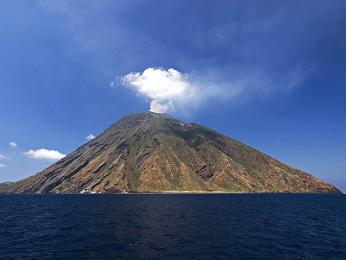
<box><xmin>0</xmin><ymin>112</ymin><xmax>340</xmax><ymax>193</ymax></box>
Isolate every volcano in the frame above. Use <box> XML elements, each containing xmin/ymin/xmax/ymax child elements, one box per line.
<box><xmin>1</xmin><ymin>112</ymin><xmax>340</xmax><ymax>193</ymax></box>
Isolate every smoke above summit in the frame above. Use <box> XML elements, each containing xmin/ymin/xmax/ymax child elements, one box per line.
<box><xmin>121</xmin><ymin>68</ymin><xmax>196</xmax><ymax>113</ymax></box>
<box><xmin>121</xmin><ymin>68</ymin><xmax>229</xmax><ymax>114</ymax></box>
<box><xmin>120</xmin><ymin>67</ymin><xmax>306</xmax><ymax>114</ymax></box>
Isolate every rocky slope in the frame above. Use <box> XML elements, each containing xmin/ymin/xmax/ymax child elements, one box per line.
<box><xmin>1</xmin><ymin>112</ymin><xmax>341</xmax><ymax>193</ymax></box>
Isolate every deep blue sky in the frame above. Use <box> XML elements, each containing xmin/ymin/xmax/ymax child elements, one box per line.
<box><xmin>0</xmin><ymin>0</ymin><xmax>345</xmax><ymax>191</ymax></box>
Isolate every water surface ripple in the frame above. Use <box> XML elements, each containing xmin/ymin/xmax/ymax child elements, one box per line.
<box><xmin>0</xmin><ymin>194</ymin><xmax>345</xmax><ymax>259</ymax></box>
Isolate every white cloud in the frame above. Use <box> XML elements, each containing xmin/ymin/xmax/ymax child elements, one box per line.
<box><xmin>121</xmin><ymin>67</ymin><xmax>228</xmax><ymax>114</ymax></box>
<box><xmin>0</xmin><ymin>154</ymin><xmax>6</xmax><ymax>160</ymax></box>
<box><xmin>9</xmin><ymin>142</ymin><xmax>17</xmax><ymax>148</ymax></box>
<box><xmin>0</xmin><ymin>163</ymin><xmax>6</xmax><ymax>168</ymax></box>
<box><xmin>86</xmin><ymin>134</ymin><xmax>96</xmax><ymax>141</ymax></box>
<box><xmin>24</xmin><ymin>149</ymin><xmax>66</xmax><ymax>161</ymax></box>
<box><xmin>121</xmin><ymin>67</ymin><xmax>307</xmax><ymax>115</ymax></box>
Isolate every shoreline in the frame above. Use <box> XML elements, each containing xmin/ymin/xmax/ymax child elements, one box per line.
<box><xmin>0</xmin><ymin>191</ymin><xmax>343</xmax><ymax>195</ymax></box>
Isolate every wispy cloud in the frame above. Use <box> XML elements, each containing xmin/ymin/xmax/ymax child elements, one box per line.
<box><xmin>0</xmin><ymin>163</ymin><xmax>6</xmax><ymax>168</ymax></box>
<box><xmin>36</xmin><ymin>1</ymin><xmax>343</xmax><ymax>115</ymax></box>
<box><xmin>9</xmin><ymin>142</ymin><xmax>17</xmax><ymax>148</ymax></box>
<box><xmin>38</xmin><ymin>2</ymin><xmax>313</xmax><ymax>115</ymax></box>
<box><xmin>86</xmin><ymin>134</ymin><xmax>96</xmax><ymax>141</ymax></box>
<box><xmin>120</xmin><ymin>67</ymin><xmax>305</xmax><ymax>114</ymax></box>
<box><xmin>24</xmin><ymin>149</ymin><xmax>66</xmax><ymax>161</ymax></box>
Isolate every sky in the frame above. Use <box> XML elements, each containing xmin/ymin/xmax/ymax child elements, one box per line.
<box><xmin>0</xmin><ymin>0</ymin><xmax>345</xmax><ymax>191</ymax></box>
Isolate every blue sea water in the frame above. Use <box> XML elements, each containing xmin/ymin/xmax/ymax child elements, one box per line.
<box><xmin>0</xmin><ymin>194</ymin><xmax>345</xmax><ymax>259</ymax></box>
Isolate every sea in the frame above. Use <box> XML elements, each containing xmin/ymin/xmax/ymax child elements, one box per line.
<box><xmin>0</xmin><ymin>194</ymin><xmax>345</xmax><ymax>259</ymax></box>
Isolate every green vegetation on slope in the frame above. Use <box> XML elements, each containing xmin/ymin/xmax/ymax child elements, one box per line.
<box><xmin>0</xmin><ymin>112</ymin><xmax>341</xmax><ymax>194</ymax></box>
